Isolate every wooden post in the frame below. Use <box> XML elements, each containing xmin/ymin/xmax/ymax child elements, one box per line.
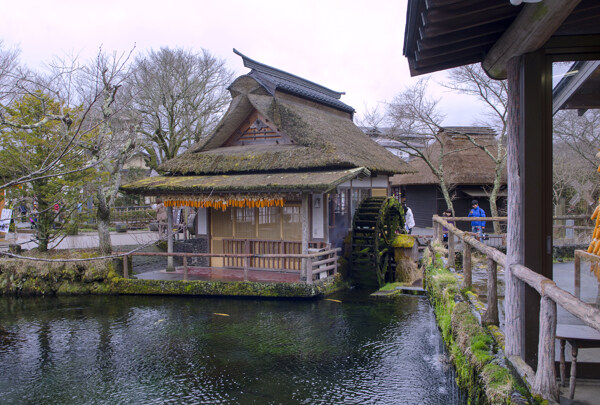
<box><xmin>505</xmin><ymin>56</ymin><xmax>525</xmax><ymax>359</ymax></box>
<box><xmin>463</xmin><ymin>243</ymin><xmax>472</xmax><ymax>288</ymax></box>
<box><xmin>483</xmin><ymin>258</ymin><xmax>499</xmax><ymax>326</ymax></box>
<box><xmin>183</xmin><ymin>256</ymin><xmax>188</xmax><ymax>281</ymax></box>
<box><xmin>301</xmin><ymin>193</ymin><xmax>309</xmax><ymax>282</ymax></box>
<box><xmin>306</xmin><ymin>257</ymin><xmax>313</xmax><ymax>284</ymax></box>
<box><xmin>433</xmin><ymin>217</ymin><xmax>439</xmax><ymax>241</ymax></box>
<box><xmin>560</xmin><ymin>339</ymin><xmax>566</xmax><ymax>387</ymax></box>
<box><xmin>123</xmin><ymin>255</ymin><xmax>129</xmax><ymax>279</ymax></box>
<box><xmin>167</xmin><ymin>206</ymin><xmax>174</xmax><ymax>272</ymax></box>
<box><xmin>532</xmin><ymin>293</ymin><xmax>558</xmax><ymax>401</ymax></box>
<box><xmin>244</xmin><ymin>239</ymin><xmax>250</xmax><ymax>282</ymax></box>
<box><xmin>570</xmin><ymin>344</ymin><xmax>578</xmax><ymax>400</ymax></box>
<box><xmin>448</xmin><ymin>231</ymin><xmax>455</xmax><ymax>268</ymax></box>
<box><xmin>574</xmin><ymin>253</ymin><xmax>581</xmax><ymax>299</ymax></box>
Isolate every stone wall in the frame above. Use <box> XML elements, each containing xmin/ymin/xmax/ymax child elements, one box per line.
<box><xmin>174</xmin><ymin>236</ymin><xmax>209</xmax><ymax>267</ymax></box>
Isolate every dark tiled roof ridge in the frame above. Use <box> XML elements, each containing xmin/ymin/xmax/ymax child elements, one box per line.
<box><xmin>234</xmin><ymin>48</ymin><xmax>344</xmax><ymax>99</ymax></box>
<box><xmin>233</xmin><ymin>49</ymin><xmax>355</xmax><ymax>114</ymax></box>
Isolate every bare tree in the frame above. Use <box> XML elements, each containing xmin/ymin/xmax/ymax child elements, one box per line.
<box><xmin>552</xmin><ymin>109</ymin><xmax>600</xmax><ymax>213</ymax></box>
<box><xmin>129</xmin><ymin>47</ymin><xmax>233</xmax><ymax>170</ymax></box>
<box><xmin>78</xmin><ymin>48</ymin><xmax>138</xmax><ymax>254</ymax></box>
<box><xmin>442</xmin><ymin>64</ymin><xmax>508</xmax><ymax>233</ymax></box>
<box><xmin>386</xmin><ymin>78</ymin><xmax>460</xmax><ymax>214</ymax></box>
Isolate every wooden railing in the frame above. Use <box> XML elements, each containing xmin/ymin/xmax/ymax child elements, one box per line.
<box><xmin>431</xmin><ymin>215</ymin><xmax>600</xmax><ymax>401</ymax></box>
<box><xmin>117</xmin><ymin>244</ymin><xmax>339</xmax><ymax>284</ymax></box>
<box><xmin>221</xmin><ymin>239</ymin><xmax>328</xmax><ymax>271</ymax></box>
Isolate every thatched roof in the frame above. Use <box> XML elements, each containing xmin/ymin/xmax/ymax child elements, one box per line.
<box><xmin>390</xmin><ymin>127</ymin><xmax>506</xmax><ymax>186</ymax></box>
<box><xmin>157</xmin><ymin>52</ymin><xmax>410</xmax><ymax>177</ymax></box>
<box><xmin>121</xmin><ymin>167</ymin><xmax>370</xmax><ymax>195</ymax></box>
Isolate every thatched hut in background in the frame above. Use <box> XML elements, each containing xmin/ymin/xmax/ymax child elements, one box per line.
<box><xmin>122</xmin><ymin>49</ymin><xmax>410</xmax><ymax>283</ymax></box>
<box><xmin>391</xmin><ymin>127</ymin><xmax>506</xmax><ymax>231</ymax></box>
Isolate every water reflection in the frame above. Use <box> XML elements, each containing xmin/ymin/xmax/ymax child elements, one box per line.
<box><xmin>1</xmin><ymin>293</ymin><xmax>463</xmax><ymax>404</ymax></box>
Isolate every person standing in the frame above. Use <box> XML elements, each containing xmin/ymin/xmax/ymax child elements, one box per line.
<box><xmin>402</xmin><ymin>200</ymin><xmax>415</xmax><ymax>234</ymax></box>
<box><xmin>468</xmin><ymin>200</ymin><xmax>486</xmax><ymax>239</ymax></box>
<box><xmin>442</xmin><ymin>209</ymin><xmax>453</xmax><ymax>242</ymax></box>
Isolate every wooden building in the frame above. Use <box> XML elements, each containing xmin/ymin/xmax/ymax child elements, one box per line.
<box><xmin>403</xmin><ymin>0</ymin><xmax>600</xmax><ymax>398</ymax></box>
<box><xmin>390</xmin><ymin>127</ymin><xmax>506</xmax><ymax>231</ymax></box>
<box><xmin>122</xmin><ymin>50</ymin><xmax>409</xmax><ymax>283</ymax></box>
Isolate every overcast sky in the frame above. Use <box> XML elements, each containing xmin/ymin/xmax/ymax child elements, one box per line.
<box><xmin>1</xmin><ymin>0</ymin><xmax>485</xmax><ymax>125</ymax></box>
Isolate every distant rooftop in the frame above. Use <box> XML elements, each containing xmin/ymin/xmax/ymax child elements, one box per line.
<box><xmin>233</xmin><ymin>49</ymin><xmax>355</xmax><ymax>114</ymax></box>
<box><xmin>441</xmin><ymin>127</ymin><xmax>496</xmax><ymax>137</ymax></box>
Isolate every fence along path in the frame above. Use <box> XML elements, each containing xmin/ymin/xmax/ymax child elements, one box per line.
<box><xmin>430</xmin><ymin>215</ymin><xmax>600</xmax><ymax>402</ymax></box>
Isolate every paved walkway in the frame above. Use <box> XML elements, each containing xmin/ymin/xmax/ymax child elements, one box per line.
<box><xmin>1</xmin><ymin>229</ymin><xmax>160</xmax><ymax>251</ymax></box>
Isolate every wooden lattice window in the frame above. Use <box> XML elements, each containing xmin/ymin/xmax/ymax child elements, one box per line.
<box><xmin>225</xmin><ymin>111</ymin><xmax>294</xmax><ymax>146</ymax></box>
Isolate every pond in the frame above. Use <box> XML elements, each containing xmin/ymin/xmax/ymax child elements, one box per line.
<box><xmin>0</xmin><ymin>291</ymin><xmax>464</xmax><ymax>404</ymax></box>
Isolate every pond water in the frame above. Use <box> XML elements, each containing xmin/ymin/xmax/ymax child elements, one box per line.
<box><xmin>0</xmin><ymin>291</ymin><xmax>464</xmax><ymax>404</ymax></box>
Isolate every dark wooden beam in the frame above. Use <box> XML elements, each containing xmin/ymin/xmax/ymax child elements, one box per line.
<box><xmin>483</xmin><ymin>0</ymin><xmax>583</xmax><ymax>79</ymax></box>
<box><xmin>417</xmin><ymin>20</ymin><xmax>506</xmax><ymax>51</ymax></box>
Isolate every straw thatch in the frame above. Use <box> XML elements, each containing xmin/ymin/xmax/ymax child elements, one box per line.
<box><xmin>121</xmin><ymin>167</ymin><xmax>370</xmax><ymax>195</ymax></box>
<box><xmin>158</xmin><ymin>75</ymin><xmax>410</xmax><ymax>176</ymax></box>
<box><xmin>390</xmin><ymin>127</ymin><xmax>506</xmax><ymax>186</ymax></box>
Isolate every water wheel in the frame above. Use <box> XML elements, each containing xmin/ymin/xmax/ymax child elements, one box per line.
<box><xmin>350</xmin><ymin>197</ymin><xmax>405</xmax><ymax>288</ymax></box>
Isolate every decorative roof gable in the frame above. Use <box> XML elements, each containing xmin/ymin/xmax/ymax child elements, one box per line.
<box><xmin>224</xmin><ymin>110</ymin><xmax>295</xmax><ymax>147</ymax></box>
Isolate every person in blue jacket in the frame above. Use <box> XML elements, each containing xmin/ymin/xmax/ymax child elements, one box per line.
<box><xmin>468</xmin><ymin>200</ymin><xmax>486</xmax><ymax>239</ymax></box>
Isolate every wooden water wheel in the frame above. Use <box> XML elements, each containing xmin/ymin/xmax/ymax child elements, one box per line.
<box><xmin>350</xmin><ymin>197</ymin><xmax>405</xmax><ymax>288</ymax></box>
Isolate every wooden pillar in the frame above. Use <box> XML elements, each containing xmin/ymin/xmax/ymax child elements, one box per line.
<box><xmin>505</xmin><ymin>52</ymin><xmax>553</xmax><ymax>366</ymax></box>
<box><xmin>463</xmin><ymin>243</ymin><xmax>472</xmax><ymax>288</ymax></box>
<box><xmin>123</xmin><ymin>255</ymin><xmax>129</xmax><ymax>279</ymax></box>
<box><xmin>183</xmin><ymin>256</ymin><xmax>188</xmax><ymax>281</ymax></box>
<box><xmin>301</xmin><ymin>192</ymin><xmax>309</xmax><ymax>282</ymax></box>
<box><xmin>532</xmin><ymin>293</ymin><xmax>558</xmax><ymax>401</ymax></box>
<box><xmin>574</xmin><ymin>253</ymin><xmax>581</xmax><ymax>299</ymax></box>
<box><xmin>483</xmin><ymin>258</ymin><xmax>499</xmax><ymax>326</ymax></box>
<box><xmin>167</xmin><ymin>206</ymin><xmax>174</xmax><ymax>272</ymax></box>
<box><xmin>448</xmin><ymin>231</ymin><xmax>455</xmax><ymax>268</ymax></box>
<box><xmin>244</xmin><ymin>239</ymin><xmax>250</xmax><ymax>282</ymax></box>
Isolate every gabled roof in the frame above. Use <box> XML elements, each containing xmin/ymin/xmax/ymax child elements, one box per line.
<box><xmin>233</xmin><ymin>49</ymin><xmax>355</xmax><ymax>114</ymax></box>
<box><xmin>390</xmin><ymin>127</ymin><xmax>505</xmax><ymax>186</ymax></box>
<box><xmin>157</xmin><ymin>53</ymin><xmax>410</xmax><ymax>177</ymax></box>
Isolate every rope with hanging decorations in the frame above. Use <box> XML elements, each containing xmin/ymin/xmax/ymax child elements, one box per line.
<box><xmin>162</xmin><ymin>193</ymin><xmax>288</xmax><ymax>211</ymax></box>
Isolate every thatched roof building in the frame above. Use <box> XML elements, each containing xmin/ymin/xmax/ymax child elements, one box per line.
<box><xmin>391</xmin><ymin>127</ymin><xmax>504</xmax><ymax>186</ymax></box>
<box><xmin>391</xmin><ymin>127</ymin><xmax>506</xmax><ymax>229</ymax></box>
<box><xmin>124</xmin><ymin>50</ymin><xmax>410</xmax><ymax>200</ymax></box>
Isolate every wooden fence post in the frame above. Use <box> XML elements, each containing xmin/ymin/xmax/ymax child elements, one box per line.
<box><xmin>483</xmin><ymin>258</ymin><xmax>499</xmax><ymax>326</ymax></box>
<box><xmin>448</xmin><ymin>231</ymin><xmax>455</xmax><ymax>268</ymax></box>
<box><xmin>574</xmin><ymin>252</ymin><xmax>581</xmax><ymax>299</ymax></box>
<box><xmin>463</xmin><ymin>243</ymin><xmax>472</xmax><ymax>288</ymax></box>
<box><xmin>433</xmin><ymin>218</ymin><xmax>439</xmax><ymax>241</ymax></box>
<box><xmin>532</xmin><ymin>292</ymin><xmax>558</xmax><ymax>401</ymax></box>
<box><xmin>183</xmin><ymin>256</ymin><xmax>188</xmax><ymax>281</ymax></box>
<box><xmin>306</xmin><ymin>257</ymin><xmax>313</xmax><ymax>284</ymax></box>
<box><xmin>167</xmin><ymin>206</ymin><xmax>174</xmax><ymax>272</ymax></box>
<box><xmin>244</xmin><ymin>239</ymin><xmax>250</xmax><ymax>282</ymax></box>
<box><xmin>123</xmin><ymin>255</ymin><xmax>129</xmax><ymax>279</ymax></box>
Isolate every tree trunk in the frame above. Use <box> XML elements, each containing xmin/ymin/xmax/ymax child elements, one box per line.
<box><xmin>490</xmin><ymin>160</ymin><xmax>505</xmax><ymax>234</ymax></box>
<box><xmin>96</xmin><ymin>187</ymin><xmax>112</xmax><ymax>255</ymax></box>
<box><xmin>438</xmin><ymin>178</ymin><xmax>455</xmax><ymax>214</ymax></box>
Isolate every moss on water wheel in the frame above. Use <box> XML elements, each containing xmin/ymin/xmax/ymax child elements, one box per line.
<box><xmin>350</xmin><ymin>197</ymin><xmax>405</xmax><ymax>289</ymax></box>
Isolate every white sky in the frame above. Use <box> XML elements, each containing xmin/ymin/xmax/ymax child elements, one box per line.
<box><xmin>1</xmin><ymin>0</ymin><xmax>484</xmax><ymax>125</ymax></box>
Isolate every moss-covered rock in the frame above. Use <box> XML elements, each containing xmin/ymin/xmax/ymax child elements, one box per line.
<box><xmin>1</xmin><ymin>256</ymin><xmax>347</xmax><ymax>299</ymax></box>
<box><xmin>424</xmin><ymin>254</ymin><xmax>531</xmax><ymax>405</ymax></box>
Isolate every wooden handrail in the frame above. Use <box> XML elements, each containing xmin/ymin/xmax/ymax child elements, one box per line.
<box><xmin>431</xmin><ymin>214</ymin><xmax>600</xmax><ymax>401</ymax></box>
